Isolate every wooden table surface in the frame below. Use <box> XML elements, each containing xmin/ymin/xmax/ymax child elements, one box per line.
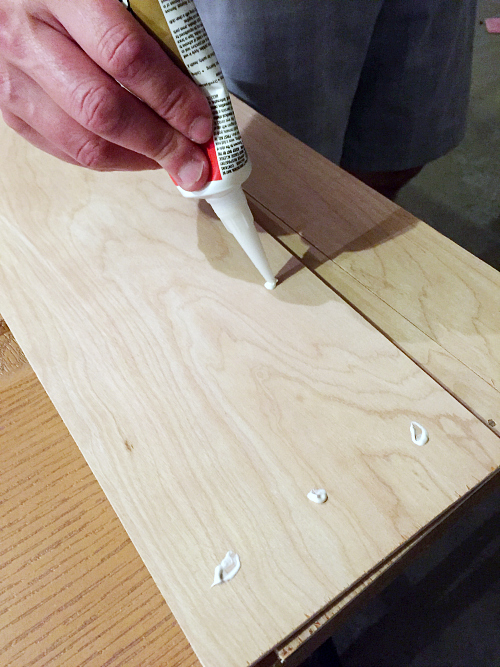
<box><xmin>0</xmin><ymin>318</ymin><xmax>201</xmax><ymax>667</ymax></box>
<box><xmin>1</xmin><ymin>97</ymin><xmax>499</xmax><ymax>667</ymax></box>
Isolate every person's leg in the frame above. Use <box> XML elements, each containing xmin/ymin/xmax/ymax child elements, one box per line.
<box><xmin>347</xmin><ymin>166</ymin><xmax>423</xmax><ymax>200</ymax></box>
<box><xmin>197</xmin><ymin>1</ymin><xmax>476</xmax><ymax>199</ymax></box>
<box><xmin>340</xmin><ymin>0</ymin><xmax>477</xmax><ymax>196</ymax></box>
<box><xmin>195</xmin><ymin>0</ymin><xmax>384</xmax><ymax>164</ymax></box>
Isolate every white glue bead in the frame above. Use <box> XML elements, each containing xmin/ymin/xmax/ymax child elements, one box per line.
<box><xmin>410</xmin><ymin>421</ymin><xmax>429</xmax><ymax>447</ymax></box>
<box><xmin>211</xmin><ymin>551</ymin><xmax>241</xmax><ymax>587</ymax></box>
<box><xmin>307</xmin><ymin>489</ymin><xmax>328</xmax><ymax>504</ymax></box>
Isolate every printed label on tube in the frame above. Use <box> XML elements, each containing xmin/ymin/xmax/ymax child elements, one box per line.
<box><xmin>123</xmin><ymin>0</ymin><xmax>248</xmax><ymax>182</ymax></box>
<box><xmin>157</xmin><ymin>0</ymin><xmax>247</xmax><ymax>179</ymax></box>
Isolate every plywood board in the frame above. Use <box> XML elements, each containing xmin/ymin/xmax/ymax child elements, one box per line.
<box><xmin>1</xmin><ymin>316</ymin><xmax>496</xmax><ymax>667</ymax></box>
<box><xmin>0</xmin><ymin>122</ymin><xmax>498</xmax><ymax>667</ymax></box>
<box><xmin>235</xmin><ymin>101</ymin><xmax>500</xmax><ymax>434</ymax></box>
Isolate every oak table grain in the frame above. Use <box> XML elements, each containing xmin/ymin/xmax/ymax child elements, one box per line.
<box><xmin>0</xmin><ymin>318</ymin><xmax>201</xmax><ymax>667</ymax></box>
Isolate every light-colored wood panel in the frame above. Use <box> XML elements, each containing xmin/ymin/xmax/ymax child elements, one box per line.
<box><xmin>235</xmin><ymin>101</ymin><xmax>500</xmax><ymax>430</ymax></box>
<box><xmin>0</xmin><ymin>123</ymin><xmax>498</xmax><ymax>667</ymax></box>
<box><xmin>247</xmin><ymin>199</ymin><xmax>500</xmax><ymax>435</ymax></box>
<box><xmin>331</xmin><ymin>215</ymin><xmax>500</xmax><ymax>390</ymax></box>
<box><xmin>0</xmin><ymin>319</ymin><xmax>200</xmax><ymax>667</ymax></box>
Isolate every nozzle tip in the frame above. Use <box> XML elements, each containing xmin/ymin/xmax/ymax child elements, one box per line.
<box><xmin>264</xmin><ymin>279</ymin><xmax>277</xmax><ymax>291</ymax></box>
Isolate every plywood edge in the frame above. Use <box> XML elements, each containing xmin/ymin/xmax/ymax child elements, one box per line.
<box><xmin>0</xmin><ymin>316</ymin><xmax>28</xmax><ymax>383</ymax></box>
<box><xmin>275</xmin><ymin>470</ymin><xmax>500</xmax><ymax>665</ymax></box>
<box><xmin>248</xmin><ymin>199</ymin><xmax>500</xmax><ymax>436</ymax></box>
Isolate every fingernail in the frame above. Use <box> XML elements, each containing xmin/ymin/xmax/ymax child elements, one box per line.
<box><xmin>178</xmin><ymin>158</ymin><xmax>205</xmax><ymax>189</ymax></box>
<box><xmin>189</xmin><ymin>116</ymin><xmax>213</xmax><ymax>143</ymax></box>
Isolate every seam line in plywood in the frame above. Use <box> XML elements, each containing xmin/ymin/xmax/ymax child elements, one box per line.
<box><xmin>246</xmin><ymin>194</ymin><xmax>500</xmax><ymax>436</ymax></box>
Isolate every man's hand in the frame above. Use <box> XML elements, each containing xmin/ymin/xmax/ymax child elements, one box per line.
<box><xmin>0</xmin><ymin>0</ymin><xmax>213</xmax><ymax>190</ymax></box>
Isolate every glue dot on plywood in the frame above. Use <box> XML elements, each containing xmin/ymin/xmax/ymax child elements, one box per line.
<box><xmin>307</xmin><ymin>489</ymin><xmax>328</xmax><ymax>504</ymax></box>
<box><xmin>211</xmin><ymin>551</ymin><xmax>240</xmax><ymax>588</ymax></box>
<box><xmin>410</xmin><ymin>421</ymin><xmax>429</xmax><ymax>447</ymax></box>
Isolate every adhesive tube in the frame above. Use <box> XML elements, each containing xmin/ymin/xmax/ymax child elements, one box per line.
<box><xmin>121</xmin><ymin>0</ymin><xmax>277</xmax><ymax>289</ymax></box>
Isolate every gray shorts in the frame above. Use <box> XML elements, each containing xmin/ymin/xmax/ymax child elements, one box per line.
<box><xmin>195</xmin><ymin>0</ymin><xmax>477</xmax><ymax>171</ymax></box>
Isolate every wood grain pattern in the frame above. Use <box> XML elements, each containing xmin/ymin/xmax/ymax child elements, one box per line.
<box><xmin>1</xmin><ymin>317</ymin><xmax>496</xmax><ymax>667</ymax></box>
<box><xmin>235</xmin><ymin>101</ymin><xmax>500</xmax><ymax>433</ymax></box>
<box><xmin>0</xmin><ymin>318</ymin><xmax>201</xmax><ymax>667</ymax></box>
<box><xmin>0</xmin><ymin>120</ymin><xmax>498</xmax><ymax>667</ymax></box>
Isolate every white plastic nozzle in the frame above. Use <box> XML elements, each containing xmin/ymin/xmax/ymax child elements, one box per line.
<box><xmin>206</xmin><ymin>187</ymin><xmax>277</xmax><ymax>289</ymax></box>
